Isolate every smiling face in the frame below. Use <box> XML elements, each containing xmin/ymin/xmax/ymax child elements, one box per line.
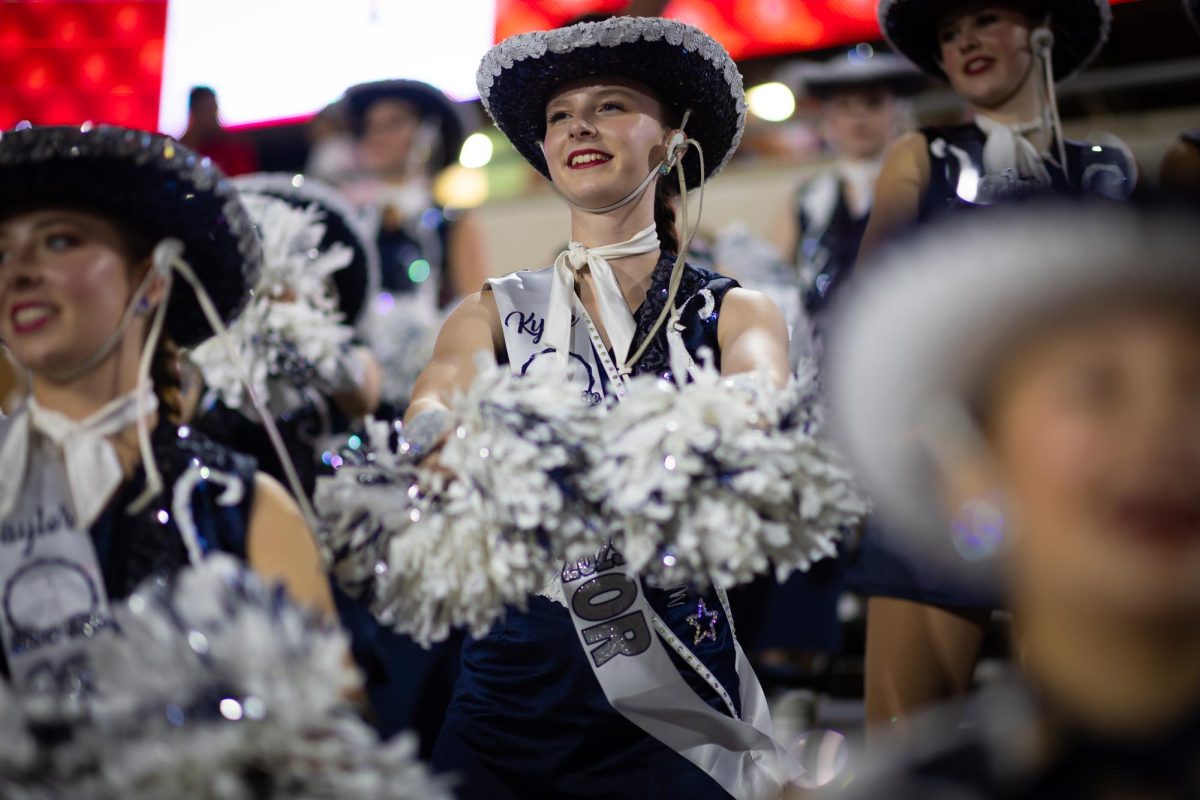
<box><xmin>542</xmin><ymin>77</ymin><xmax>674</xmax><ymax>209</ymax></box>
<box><xmin>937</xmin><ymin>3</ymin><xmax>1037</xmax><ymax>110</ymax></box>
<box><xmin>359</xmin><ymin>98</ymin><xmax>421</xmax><ymax>177</ymax></box>
<box><xmin>981</xmin><ymin>301</ymin><xmax>1200</xmax><ymax>624</ymax></box>
<box><xmin>821</xmin><ymin>87</ymin><xmax>899</xmax><ymax>160</ymax></box>
<box><xmin>0</xmin><ymin>209</ymin><xmax>144</xmax><ymax>380</ymax></box>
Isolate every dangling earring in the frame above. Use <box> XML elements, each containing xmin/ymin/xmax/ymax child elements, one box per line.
<box><xmin>134</xmin><ymin>297</ymin><xmax>152</xmax><ymax>316</ymax></box>
<box><xmin>950</xmin><ymin>491</ymin><xmax>1007</xmax><ymax>562</ymax></box>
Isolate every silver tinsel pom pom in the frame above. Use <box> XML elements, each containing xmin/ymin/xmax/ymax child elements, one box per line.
<box><xmin>315</xmin><ymin>360</ymin><xmax>602</xmax><ymax>645</ymax></box>
<box><xmin>0</xmin><ymin>557</ymin><xmax>452</xmax><ymax>800</ymax></box>
<box><xmin>591</xmin><ymin>360</ymin><xmax>866</xmax><ymax>587</ymax></box>
<box><xmin>317</xmin><ymin>357</ymin><xmax>866</xmax><ymax>638</ymax></box>
<box><xmin>189</xmin><ymin>196</ymin><xmax>363</xmax><ymax>418</ymax></box>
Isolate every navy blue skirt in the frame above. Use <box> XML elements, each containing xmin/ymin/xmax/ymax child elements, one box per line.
<box><xmin>432</xmin><ymin>595</ymin><xmax>733</xmax><ymax>799</ymax></box>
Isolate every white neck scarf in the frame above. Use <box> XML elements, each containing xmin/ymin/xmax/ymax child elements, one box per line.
<box><xmin>837</xmin><ymin>157</ymin><xmax>883</xmax><ymax>219</ymax></box>
<box><xmin>545</xmin><ymin>223</ymin><xmax>660</xmax><ymax>373</ymax></box>
<box><xmin>975</xmin><ymin>112</ymin><xmax>1053</xmax><ymax>185</ymax></box>
<box><xmin>0</xmin><ymin>388</ymin><xmax>157</xmax><ymax>529</ymax></box>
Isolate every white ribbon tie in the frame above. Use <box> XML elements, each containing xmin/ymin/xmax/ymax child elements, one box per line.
<box><xmin>0</xmin><ymin>388</ymin><xmax>157</xmax><ymax>529</ymax></box>
<box><xmin>975</xmin><ymin>112</ymin><xmax>1053</xmax><ymax>185</ymax></box>
<box><xmin>546</xmin><ymin>223</ymin><xmax>660</xmax><ymax>373</ymax></box>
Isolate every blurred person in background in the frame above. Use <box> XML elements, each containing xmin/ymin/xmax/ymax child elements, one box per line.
<box><xmin>178</xmin><ymin>86</ymin><xmax>260</xmax><ymax>177</ymax></box>
<box><xmin>341</xmin><ymin>80</ymin><xmax>490</xmax><ymax>416</ymax></box>
<box><xmin>770</xmin><ymin>52</ymin><xmax>922</xmax><ymax>331</ymax></box>
<box><xmin>827</xmin><ymin>201</ymin><xmax>1200</xmax><ymax>798</ymax></box>
<box><xmin>861</xmin><ymin>0</ymin><xmax>1134</xmax><ymax>256</ymax></box>
<box><xmin>305</xmin><ymin>101</ymin><xmax>361</xmax><ymax>187</ymax></box>
<box><xmin>847</xmin><ymin>0</ymin><xmax>1137</xmax><ymax>732</ymax></box>
<box><xmin>341</xmin><ymin>79</ymin><xmax>488</xmax><ymax>308</ymax></box>
<box><xmin>184</xmin><ymin>173</ymin><xmax>458</xmax><ymax>747</ymax></box>
<box><xmin>189</xmin><ymin>173</ymin><xmax>382</xmax><ymax>502</ymax></box>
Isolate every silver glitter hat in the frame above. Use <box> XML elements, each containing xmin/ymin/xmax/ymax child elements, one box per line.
<box><xmin>0</xmin><ymin>124</ymin><xmax>260</xmax><ymax>348</ymax></box>
<box><xmin>877</xmin><ymin>0</ymin><xmax>1111</xmax><ymax>82</ymax></box>
<box><xmin>233</xmin><ymin>172</ymin><xmax>381</xmax><ymax>325</ymax></box>
<box><xmin>476</xmin><ymin>16</ymin><xmax>746</xmax><ymax>190</ymax></box>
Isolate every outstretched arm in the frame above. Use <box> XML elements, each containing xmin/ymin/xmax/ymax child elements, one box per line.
<box><xmin>404</xmin><ymin>288</ymin><xmax>504</xmax><ymax>425</ymax></box>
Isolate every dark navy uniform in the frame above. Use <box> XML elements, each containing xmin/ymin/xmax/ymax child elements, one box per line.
<box><xmin>432</xmin><ymin>255</ymin><xmax>745</xmax><ymax>799</ymax></box>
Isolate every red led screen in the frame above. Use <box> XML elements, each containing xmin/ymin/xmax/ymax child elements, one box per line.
<box><xmin>0</xmin><ymin>0</ymin><xmax>167</xmax><ymax>132</ymax></box>
<box><xmin>495</xmin><ymin>0</ymin><xmax>1133</xmax><ymax>60</ymax></box>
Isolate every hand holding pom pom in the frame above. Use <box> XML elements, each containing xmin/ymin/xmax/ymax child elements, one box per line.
<box><xmin>315</xmin><ymin>359</ymin><xmax>605</xmax><ymax>645</ymax></box>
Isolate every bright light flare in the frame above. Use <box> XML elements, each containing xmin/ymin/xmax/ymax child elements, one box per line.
<box><xmin>746</xmin><ymin>82</ymin><xmax>795</xmax><ymax>122</ymax></box>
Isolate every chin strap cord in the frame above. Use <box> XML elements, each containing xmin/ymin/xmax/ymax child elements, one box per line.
<box><xmin>126</xmin><ymin>240</ymin><xmax>320</xmax><ymax>549</ymax></box>
<box><xmin>1031</xmin><ymin>25</ymin><xmax>1069</xmax><ymax>182</ymax></box>
<box><xmin>622</xmin><ymin>115</ymin><xmax>706</xmax><ymax>376</ymax></box>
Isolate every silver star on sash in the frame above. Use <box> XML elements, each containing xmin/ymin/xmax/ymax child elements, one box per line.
<box><xmin>686</xmin><ymin>598</ymin><xmax>720</xmax><ymax>645</ymax></box>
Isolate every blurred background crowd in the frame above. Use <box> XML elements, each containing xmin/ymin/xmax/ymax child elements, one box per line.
<box><xmin>2</xmin><ymin>0</ymin><xmax>1199</xmax><ymax>795</ymax></box>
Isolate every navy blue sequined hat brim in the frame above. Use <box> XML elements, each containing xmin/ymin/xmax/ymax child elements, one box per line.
<box><xmin>232</xmin><ymin>173</ymin><xmax>381</xmax><ymax>325</ymax></box>
<box><xmin>476</xmin><ymin>18</ymin><xmax>746</xmax><ymax>191</ymax></box>
<box><xmin>878</xmin><ymin>0</ymin><xmax>1111</xmax><ymax>83</ymax></box>
<box><xmin>0</xmin><ymin>126</ymin><xmax>260</xmax><ymax>348</ymax></box>
<box><xmin>343</xmin><ymin>80</ymin><xmax>467</xmax><ymax>172</ymax></box>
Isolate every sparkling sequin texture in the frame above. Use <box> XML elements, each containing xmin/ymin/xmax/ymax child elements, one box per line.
<box><xmin>0</xmin><ymin>124</ymin><xmax>261</xmax><ymax>347</ymax></box>
<box><xmin>476</xmin><ymin>16</ymin><xmax>746</xmax><ymax>191</ymax></box>
<box><xmin>685</xmin><ymin>597</ymin><xmax>720</xmax><ymax>645</ymax></box>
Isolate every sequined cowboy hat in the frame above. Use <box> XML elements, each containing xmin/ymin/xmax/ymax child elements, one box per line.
<box><xmin>0</xmin><ymin>124</ymin><xmax>260</xmax><ymax>348</ymax></box>
<box><xmin>793</xmin><ymin>51</ymin><xmax>927</xmax><ymax>99</ymax></box>
<box><xmin>826</xmin><ymin>201</ymin><xmax>1200</xmax><ymax>567</ymax></box>
<box><xmin>342</xmin><ymin>79</ymin><xmax>468</xmax><ymax>171</ymax></box>
<box><xmin>232</xmin><ymin>172</ymin><xmax>381</xmax><ymax>325</ymax></box>
<box><xmin>878</xmin><ymin>0</ymin><xmax>1111</xmax><ymax>82</ymax></box>
<box><xmin>476</xmin><ymin>16</ymin><xmax>745</xmax><ymax>191</ymax></box>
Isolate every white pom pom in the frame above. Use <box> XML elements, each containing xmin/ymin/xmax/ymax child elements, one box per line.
<box><xmin>592</xmin><ymin>360</ymin><xmax>867</xmax><ymax>587</ymax></box>
<box><xmin>189</xmin><ymin>196</ymin><xmax>360</xmax><ymax>419</ymax></box>
<box><xmin>1</xmin><ymin>556</ymin><xmax>452</xmax><ymax>799</ymax></box>
<box><xmin>315</xmin><ymin>360</ymin><xmax>604</xmax><ymax>645</ymax></box>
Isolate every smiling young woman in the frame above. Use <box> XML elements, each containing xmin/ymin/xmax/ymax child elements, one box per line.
<box><xmin>0</xmin><ymin>125</ymin><xmax>334</xmax><ymax>697</ymax></box>
<box><xmin>829</xmin><ymin>203</ymin><xmax>1200</xmax><ymax>796</ymax></box>
<box><xmin>840</xmin><ymin>0</ymin><xmax>1138</xmax><ymax>733</ymax></box>
<box><xmin>401</xmin><ymin>16</ymin><xmax>798</xmax><ymax>800</ymax></box>
<box><xmin>859</xmin><ymin>0</ymin><xmax>1133</xmax><ymax>258</ymax></box>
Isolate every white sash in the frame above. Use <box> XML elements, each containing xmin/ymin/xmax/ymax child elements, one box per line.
<box><xmin>489</xmin><ymin>267</ymin><xmax>610</xmax><ymax>405</ymax></box>
<box><xmin>487</xmin><ymin>270</ymin><xmax>802</xmax><ymax>798</ymax></box>
<box><xmin>0</xmin><ymin>422</ymin><xmax>116</xmax><ymax>694</ymax></box>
